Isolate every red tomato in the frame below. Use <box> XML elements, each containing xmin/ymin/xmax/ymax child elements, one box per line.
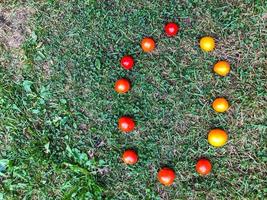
<box><xmin>114</xmin><ymin>78</ymin><xmax>130</xmax><ymax>93</ymax></box>
<box><xmin>164</xmin><ymin>22</ymin><xmax>179</xmax><ymax>36</ymax></box>
<box><xmin>122</xmin><ymin>149</ymin><xmax>138</xmax><ymax>165</ymax></box>
<box><xmin>120</xmin><ymin>55</ymin><xmax>134</xmax><ymax>70</ymax></box>
<box><xmin>157</xmin><ymin>167</ymin><xmax>176</xmax><ymax>186</ymax></box>
<box><xmin>118</xmin><ymin>117</ymin><xmax>135</xmax><ymax>132</ymax></box>
<box><xmin>196</xmin><ymin>158</ymin><xmax>212</xmax><ymax>176</ymax></box>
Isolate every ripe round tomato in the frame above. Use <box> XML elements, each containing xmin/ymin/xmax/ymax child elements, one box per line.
<box><xmin>120</xmin><ymin>55</ymin><xmax>134</xmax><ymax>70</ymax></box>
<box><xmin>122</xmin><ymin>149</ymin><xmax>138</xmax><ymax>165</ymax></box>
<box><xmin>208</xmin><ymin>129</ymin><xmax>228</xmax><ymax>147</ymax></box>
<box><xmin>200</xmin><ymin>36</ymin><xmax>215</xmax><ymax>52</ymax></box>
<box><xmin>213</xmin><ymin>61</ymin><xmax>231</xmax><ymax>76</ymax></box>
<box><xmin>118</xmin><ymin>116</ymin><xmax>135</xmax><ymax>132</ymax></box>
<box><xmin>157</xmin><ymin>167</ymin><xmax>175</xmax><ymax>186</ymax></box>
<box><xmin>141</xmin><ymin>37</ymin><xmax>156</xmax><ymax>52</ymax></box>
<box><xmin>164</xmin><ymin>22</ymin><xmax>179</xmax><ymax>36</ymax></box>
<box><xmin>212</xmin><ymin>97</ymin><xmax>229</xmax><ymax>113</ymax></box>
<box><xmin>196</xmin><ymin>158</ymin><xmax>212</xmax><ymax>175</ymax></box>
<box><xmin>114</xmin><ymin>78</ymin><xmax>130</xmax><ymax>93</ymax></box>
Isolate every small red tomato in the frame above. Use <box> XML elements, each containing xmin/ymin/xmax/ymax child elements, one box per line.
<box><xmin>122</xmin><ymin>149</ymin><xmax>138</xmax><ymax>165</ymax></box>
<box><xmin>114</xmin><ymin>78</ymin><xmax>130</xmax><ymax>93</ymax></box>
<box><xmin>196</xmin><ymin>158</ymin><xmax>212</xmax><ymax>176</ymax></box>
<box><xmin>118</xmin><ymin>116</ymin><xmax>135</xmax><ymax>132</ymax></box>
<box><xmin>120</xmin><ymin>55</ymin><xmax>134</xmax><ymax>70</ymax></box>
<box><xmin>157</xmin><ymin>167</ymin><xmax>176</xmax><ymax>186</ymax></box>
<box><xmin>164</xmin><ymin>22</ymin><xmax>179</xmax><ymax>36</ymax></box>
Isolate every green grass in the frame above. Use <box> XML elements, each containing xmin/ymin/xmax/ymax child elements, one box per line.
<box><xmin>0</xmin><ymin>0</ymin><xmax>266</xmax><ymax>199</ymax></box>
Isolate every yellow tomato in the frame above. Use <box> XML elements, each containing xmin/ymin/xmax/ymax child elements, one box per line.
<box><xmin>212</xmin><ymin>97</ymin><xmax>229</xmax><ymax>112</ymax></box>
<box><xmin>200</xmin><ymin>36</ymin><xmax>215</xmax><ymax>52</ymax></box>
<box><xmin>208</xmin><ymin>129</ymin><xmax>228</xmax><ymax>147</ymax></box>
<box><xmin>214</xmin><ymin>61</ymin><xmax>230</xmax><ymax>76</ymax></box>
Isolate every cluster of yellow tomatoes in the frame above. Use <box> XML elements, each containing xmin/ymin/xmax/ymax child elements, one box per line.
<box><xmin>114</xmin><ymin>22</ymin><xmax>231</xmax><ymax>186</ymax></box>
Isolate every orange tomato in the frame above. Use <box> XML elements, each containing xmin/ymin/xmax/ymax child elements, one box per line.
<box><xmin>141</xmin><ymin>37</ymin><xmax>155</xmax><ymax>52</ymax></box>
<box><xmin>212</xmin><ymin>97</ymin><xmax>229</xmax><ymax>113</ymax></box>
<box><xmin>199</xmin><ymin>36</ymin><xmax>215</xmax><ymax>52</ymax></box>
<box><xmin>157</xmin><ymin>167</ymin><xmax>175</xmax><ymax>186</ymax></box>
<box><xmin>114</xmin><ymin>78</ymin><xmax>130</xmax><ymax>93</ymax></box>
<box><xmin>208</xmin><ymin>129</ymin><xmax>228</xmax><ymax>147</ymax></box>
<box><xmin>213</xmin><ymin>61</ymin><xmax>230</xmax><ymax>76</ymax></box>
<box><xmin>122</xmin><ymin>149</ymin><xmax>138</xmax><ymax>165</ymax></box>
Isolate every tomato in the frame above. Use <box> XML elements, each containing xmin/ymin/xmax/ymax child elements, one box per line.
<box><xmin>208</xmin><ymin>129</ymin><xmax>228</xmax><ymax>147</ymax></box>
<box><xmin>114</xmin><ymin>78</ymin><xmax>130</xmax><ymax>93</ymax></box>
<box><xmin>213</xmin><ymin>61</ymin><xmax>230</xmax><ymax>76</ymax></box>
<box><xmin>196</xmin><ymin>158</ymin><xmax>212</xmax><ymax>175</ymax></box>
<box><xmin>157</xmin><ymin>167</ymin><xmax>175</xmax><ymax>186</ymax></box>
<box><xmin>118</xmin><ymin>116</ymin><xmax>135</xmax><ymax>132</ymax></box>
<box><xmin>199</xmin><ymin>36</ymin><xmax>215</xmax><ymax>52</ymax></box>
<box><xmin>122</xmin><ymin>149</ymin><xmax>138</xmax><ymax>165</ymax></box>
<box><xmin>120</xmin><ymin>55</ymin><xmax>134</xmax><ymax>70</ymax></box>
<box><xmin>164</xmin><ymin>22</ymin><xmax>179</xmax><ymax>36</ymax></box>
<box><xmin>212</xmin><ymin>97</ymin><xmax>229</xmax><ymax>113</ymax></box>
<box><xmin>141</xmin><ymin>37</ymin><xmax>156</xmax><ymax>52</ymax></box>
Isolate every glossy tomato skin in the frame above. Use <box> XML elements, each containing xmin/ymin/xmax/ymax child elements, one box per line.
<box><xmin>200</xmin><ymin>36</ymin><xmax>215</xmax><ymax>52</ymax></box>
<box><xmin>165</xmin><ymin>22</ymin><xmax>179</xmax><ymax>36</ymax></box>
<box><xmin>118</xmin><ymin>117</ymin><xmax>135</xmax><ymax>132</ymax></box>
<box><xmin>114</xmin><ymin>78</ymin><xmax>130</xmax><ymax>93</ymax></box>
<box><xmin>120</xmin><ymin>55</ymin><xmax>134</xmax><ymax>70</ymax></box>
<box><xmin>196</xmin><ymin>159</ymin><xmax>212</xmax><ymax>175</ymax></box>
<box><xmin>157</xmin><ymin>167</ymin><xmax>176</xmax><ymax>186</ymax></box>
<box><xmin>208</xmin><ymin>128</ymin><xmax>228</xmax><ymax>147</ymax></box>
<box><xmin>122</xmin><ymin>149</ymin><xmax>138</xmax><ymax>165</ymax></box>
<box><xmin>212</xmin><ymin>97</ymin><xmax>229</xmax><ymax>113</ymax></box>
<box><xmin>213</xmin><ymin>61</ymin><xmax>230</xmax><ymax>76</ymax></box>
<box><xmin>141</xmin><ymin>38</ymin><xmax>156</xmax><ymax>52</ymax></box>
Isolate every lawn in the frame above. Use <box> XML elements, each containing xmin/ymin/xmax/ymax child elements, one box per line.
<box><xmin>0</xmin><ymin>0</ymin><xmax>266</xmax><ymax>199</ymax></box>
